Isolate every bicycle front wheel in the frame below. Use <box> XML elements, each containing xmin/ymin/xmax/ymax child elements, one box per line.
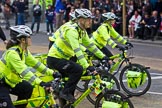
<box><xmin>95</xmin><ymin>90</ymin><xmax>134</xmax><ymax>108</ymax></box>
<box><xmin>119</xmin><ymin>63</ymin><xmax>151</xmax><ymax>96</ymax></box>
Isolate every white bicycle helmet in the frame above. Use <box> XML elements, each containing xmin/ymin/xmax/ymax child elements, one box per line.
<box><xmin>10</xmin><ymin>25</ymin><xmax>32</xmax><ymax>39</ymax></box>
<box><xmin>102</xmin><ymin>12</ymin><xmax>117</xmax><ymax>21</ymax></box>
<box><xmin>69</xmin><ymin>11</ymin><xmax>76</xmax><ymax>21</ymax></box>
<box><xmin>75</xmin><ymin>8</ymin><xmax>94</xmax><ymax>19</ymax></box>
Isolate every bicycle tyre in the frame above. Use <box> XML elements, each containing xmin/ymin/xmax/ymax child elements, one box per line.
<box><xmin>86</xmin><ymin>72</ymin><xmax>120</xmax><ymax>105</ymax></box>
<box><xmin>119</xmin><ymin>63</ymin><xmax>151</xmax><ymax>96</ymax></box>
<box><xmin>95</xmin><ymin>90</ymin><xmax>134</xmax><ymax>108</ymax></box>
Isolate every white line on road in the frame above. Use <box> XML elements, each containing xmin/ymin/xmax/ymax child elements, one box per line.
<box><xmin>133</xmin><ymin>42</ymin><xmax>162</xmax><ymax>47</ymax></box>
<box><xmin>147</xmin><ymin>91</ymin><xmax>162</xmax><ymax>95</ymax></box>
<box><xmin>151</xmin><ymin>73</ymin><xmax>162</xmax><ymax>75</ymax></box>
<box><xmin>134</xmin><ymin>56</ymin><xmax>162</xmax><ymax>62</ymax></box>
<box><xmin>151</xmin><ymin>76</ymin><xmax>162</xmax><ymax>80</ymax></box>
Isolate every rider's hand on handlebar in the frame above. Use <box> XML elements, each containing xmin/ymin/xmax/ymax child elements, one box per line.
<box><xmin>87</xmin><ymin>66</ymin><xmax>98</xmax><ymax>75</ymax></box>
<box><xmin>102</xmin><ymin>56</ymin><xmax>109</xmax><ymax>61</ymax></box>
<box><xmin>116</xmin><ymin>45</ymin><xmax>126</xmax><ymax>51</ymax></box>
<box><xmin>53</xmin><ymin>72</ymin><xmax>62</xmax><ymax>79</ymax></box>
<box><xmin>40</xmin><ymin>82</ymin><xmax>52</xmax><ymax>91</ymax></box>
<box><xmin>126</xmin><ymin>42</ymin><xmax>134</xmax><ymax>48</ymax></box>
<box><xmin>87</xmin><ymin>66</ymin><xmax>95</xmax><ymax>72</ymax></box>
<box><xmin>102</xmin><ymin>56</ymin><xmax>113</xmax><ymax>65</ymax></box>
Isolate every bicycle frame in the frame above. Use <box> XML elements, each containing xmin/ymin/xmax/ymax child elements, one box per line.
<box><xmin>109</xmin><ymin>49</ymin><xmax>131</xmax><ymax>74</ymax></box>
<box><xmin>63</xmin><ymin>74</ymin><xmax>106</xmax><ymax>107</ymax></box>
<box><xmin>12</xmin><ymin>74</ymin><xmax>57</xmax><ymax>108</ymax></box>
<box><xmin>13</xmin><ymin>92</ymin><xmax>57</xmax><ymax>108</ymax></box>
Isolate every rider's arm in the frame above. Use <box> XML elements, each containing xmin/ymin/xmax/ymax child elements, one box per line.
<box><xmin>109</xmin><ymin>25</ymin><xmax>127</xmax><ymax>45</ymax></box>
<box><xmin>99</xmin><ymin>25</ymin><xmax>117</xmax><ymax>48</ymax></box>
<box><xmin>82</xmin><ymin>32</ymin><xmax>105</xmax><ymax>59</ymax></box>
<box><xmin>80</xmin><ymin>44</ymin><xmax>87</xmax><ymax>52</ymax></box>
<box><xmin>7</xmin><ymin>51</ymin><xmax>42</xmax><ymax>85</ymax></box>
<box><xmin>66</xmin><ymin>29</ymin><xmax>89</xmax><ymax>69</ymax></box>
<box><xmin>25</xmin><ymin>50</ymin><xmax>54</xmax><ymax>76</ymax></box>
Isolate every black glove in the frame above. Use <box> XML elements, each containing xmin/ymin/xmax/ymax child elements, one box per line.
<box><xmin>87</xmin><ymin>66</ymin><xmax>95</xmax><ymax>72</ymax></box>
<box><xmin>102</xmin><ymin>56</ymin><xmax>109</xmax><ymax>61</ymax></box>
<box><xmin>53</xmin><ymin>72</ymin><xmax>62</xmax><ymax>79</ymax></box>
<box><xmin>126</xmin><ymin>42</ymin><xmax>134</xmax><ymax>48</ymax></box>
<box><xmin>40</xmin><ymin>82</ymin><xmax>51</xmax><ymax>88</ymax></box>
<box><xmin>116</xmin><ymin>45</ymin><xmax>126</xmax><ymax>51</ymax></box>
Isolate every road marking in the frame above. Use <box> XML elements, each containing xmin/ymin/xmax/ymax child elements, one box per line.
<box><xmin>134</xmin><ymin>56</ymin><xmax>162</xmax><ymax>62</ymax></box>
<box><xmin>133</xmin><ymin>42</ymin><xmax>162</xmax><ymax>47</ymax></box>
<box><xmin>151</xmin><ymin>76</ymin><xmax>162</xmax><ymax>80</ymax></box>
<box><xmin>150</xmin><ymin>73</ymin><xmax>162</xmax><ymax>75</ymax></box>
<box><xmin>147</xmin><ymin>91</ymin><xmax>162</xmax><ymax>95</ymax></box>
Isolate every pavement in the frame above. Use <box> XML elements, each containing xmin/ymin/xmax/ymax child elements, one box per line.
<box><xmin>0</xmin><ymin>16</ymin><xmax>162</xmax><ymax>46</ymax></box>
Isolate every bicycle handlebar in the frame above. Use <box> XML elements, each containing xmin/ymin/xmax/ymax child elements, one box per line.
<box><xmin>51</xmin><ymin>78</ymin><xmax>64</xmax><ymax>93</ymax></box>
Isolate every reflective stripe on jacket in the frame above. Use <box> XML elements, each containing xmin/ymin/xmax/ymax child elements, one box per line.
<box><xmin>48</xmin><ymin>23</ymin><xmax>105</xmax><ymax>69</ymax></box>
<box><xmin>0</xmin><ymin>46</ymin><xmax>53</xmax><ymax>88</ymax></box>
<box><xmin>48</xmin><ymin>21</ymin><xmax>74</xmax><ymax>42</ymax></box>
<box><xmin>92</xmin><ymin>23</ymin><xmax>127</xmax><ymax>49</ymax></box>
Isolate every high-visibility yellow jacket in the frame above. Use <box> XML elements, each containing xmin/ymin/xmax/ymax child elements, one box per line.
<box><xmin>48</xmin><ymin>21</ymin><xmax>87</xmax><ymax>52</ymax></box>
<box><xmin>0</xmin><ymin>45</ymin><xmax>54</xmax><ymax>88</ymax></box>
<box><xmin>91</xmin><ymin>23</ymin><xmax>127</xmax><ymax>49</ymax></box>
<box><xmin>49</xmin><ymin>21</ymin><xmax>74</xmax><ymax>42</ymax></box>
<box><xmin>33</xmin><ymin>0</ymin><xmax>43</xmax><ymax>7</ymax></box>
<box><xmin>45</xmin><ymin>0</ymin><xmax>53</xmax><ymax>9</ymax></box>
<box><xmin>48</xmin><ymin>23</ymin><xmax>105</xmax><ymax>69</ymax></box>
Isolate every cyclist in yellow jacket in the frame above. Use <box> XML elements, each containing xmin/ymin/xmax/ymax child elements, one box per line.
<box><xmin>47</xmin><ymin>8</ymin><xmax>109</xmax><ymax>103</ymax></box>
<box><xmin>0</xmin><ymin>25</ymin><xmax>61</xmax><ymax>108</ymax></box>
<box><xmin>48</xmin><ymin>11</ymin><xmax>77</xmax><ymax>49</ymax></box>
<box><xmin>91</xmin><ymin>12</ymin><xmax>133</xmax><ymax>57</ymax></box>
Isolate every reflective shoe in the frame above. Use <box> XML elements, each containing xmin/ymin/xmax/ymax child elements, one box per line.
<box><xmin>59</xmin><ymin>91</ymin><xmax>76</xmax><ymax>103</ymax></box>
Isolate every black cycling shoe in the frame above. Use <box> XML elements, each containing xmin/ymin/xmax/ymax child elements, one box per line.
<box><xmin>59</xmin><ymin>91</ymin><xmax>76</xmax><ymax>103</ymax></box>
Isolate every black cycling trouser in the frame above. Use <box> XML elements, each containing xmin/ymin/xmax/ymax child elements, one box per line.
<box><xmin>47</xmin><ymin>56</ymin><xmax>83</xmax><ymax>95</ymax></box>
<box><xmin>0</xmin><ymin>79</ymin><xmax>33</xmax><ymax>108</ymax></box>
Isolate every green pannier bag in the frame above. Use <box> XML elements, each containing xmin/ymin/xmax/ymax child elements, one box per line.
<box><xmin>126</xmin><ymin>71</ymin><xmax>142</xmax><ymax>88</ymax></box>
<box><xmin>102</xmin><ymin>101</ymin><xmax>122</xmax><ymax>108</ymax></box>
<box><xmin>27</xmin><ymin>71</ymin><xmax>54</xmax><ymax>107</ymax></box>
<box><xmin>27</xmin><ymin>85</ymin><xmax>46</xmax><ymax>107</ymax></box>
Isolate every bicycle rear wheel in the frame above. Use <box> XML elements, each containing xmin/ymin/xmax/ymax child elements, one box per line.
<box><xmin>95</xmin><ymin>90</ymin><xmax>134</xmax><ymax>108</ymax></box>
<box><xmin>119</xmin><ymin>63</ymin><xmax>151</xmax><ymax>96</ymax></box>
<box><xmin>86</xmin><ymin>72</ymin><xmax>120</xmax><ymax>105</ymax></box>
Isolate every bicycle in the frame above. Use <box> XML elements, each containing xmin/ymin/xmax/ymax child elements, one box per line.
<box><xmin>33</xmin><ymin>51</ymin><xmax>122</xmax><ymax>106</ymax></box>
<box><xmin>86</xmin><ymin>45</ymin><xmax>151</xmax><ymax>105</ymax></box>
<box><xmin>33</xmin><ymin>46</ymin><xmax>151</xmax><ymax>105</ymax></box>
<box><xmin>55</xmin><ymin>72</ymin><xmax>134</xmax><ymax>108</ymax></box>
<box><xmin>12</xmin><ymin>74</ymin><xmax>59</xmax><ymax>108</ymax></box>
<box><xmin>109</xmin><ymin>46</ymin><xmax>151</xmax><ymax>96</ymax></box>
<box><xmin>17</xmin><ymin>66</ymin><xmax>133</xmax><ymax>108</ymax></box>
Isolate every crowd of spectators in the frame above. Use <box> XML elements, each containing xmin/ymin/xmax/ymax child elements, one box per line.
<box><xmin>57</xmin><ymin>0</ymin><xmax>162</xmax><ymax>41</ymax></box>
